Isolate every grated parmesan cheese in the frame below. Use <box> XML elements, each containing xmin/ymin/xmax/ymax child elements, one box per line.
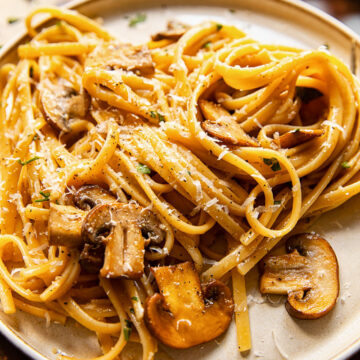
<box><xmin>322</xmin><ymin>120</ymin><xmax>345</xmax><ymax>134</ymax></box>
<box><xmin>217</xmin><ymin>148</ymin><xmax>229</xmax><ymax>160</ymax></box>
<box><xmin>193</xmin><ymin>180</ymin><xmax>203</xmax><ymax>201</ymax></box>
<box><xmin>203</xmin><ymin>198</ymin><xmax>218</xmax><ymax>210</ymax></box>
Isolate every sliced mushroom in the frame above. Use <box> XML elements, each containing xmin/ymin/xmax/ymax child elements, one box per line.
<box><xmin>86</xmin><ymin>42</ymin><xmax>155</xmax><ymax>75</ymax></box>
<box><xmin>199</xmin><ymin>100</ymin><xmax>259</xmax><ymax>147</ymax></box>
<box><xmin>145</xmin><ymin>262</ymin><xmax>234</xmax><ymax>348</ymax></box>
<box><xmin>41</xmin><ymin>78</ymin><xmax>90</xmax><ymax>133</ymax></box>
<box><xmin>151</xmin><ymin>21</ymin><xmax>188</xmax><ymax>41</ymax></box>
<box><xmin>74</xmin><ymin>185</ymin><xmax>165</xmax><ymax>245</ymax></box>
<box><xmin>74</xmin><ymin>185</ymin><xmax>116</xmax><ymax>211</ymax></box>
<box><xmin>138</xmin><ymin>208</ymin><xmax>165</xmax><ymax>245</ymax></box>
<box><xmin>81</xmin><ymin>203</ymin><xmax>146</xmax><ymax>279</ymax></box>
<box><xmin>273</xmin><ymin>129</ymin><xmax>323</xmax><ymax>148</ymax></box>
<box><xmin>48</xmin><ymin>203</ymin><xmax>86</xmax><ymax>247</ymax></box>
<box><xmin>260</xmin><ymin>233</ymin><xmax>339</xmax><ymax>319</ymax></box>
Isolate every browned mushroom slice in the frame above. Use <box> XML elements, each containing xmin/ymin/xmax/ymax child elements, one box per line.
<box><xmin>151</xmin><ymin>21</ymin><xmax>188</xmax><ymax>41</ymax></box>
<box><xmin>260</xmin><ymin>233</ymin><xmax>339</xmax><ymax>319</ymax></box>
<box><xmin>41</xmin><ymin>78</ymin><xmax>90</xmax><ymax>133</ymax></box>
<box><xmin>274</xmin><ymin>129</ymin><xmax>324</xmax><ymax>148</ymax></box>
<box><xmin>48</xmin><ymin>203</ymin><xmax>86</xmax><ymax>247</ymax></box>
<box><xmin>139</xmin><ymin>209</ymin><xmax>165</xmax><ymax>245</ymax></box>
<box><xmin>74</xmin><ymin>185</ymin><xmax>116</xmax><ymax>211</ymax></box>
<box><xmin>199</xmin><ymin>100</ymin><xmax>259</xmax><ymax>147</ymax></box>
<box><xmin>82</xmin><ymin>203</ymin><xmax>146</xmax><ymax>279</ymax></box>
<box><xmin>86</xmin><ymin>42</ymin><xmax>155</xmax><ymax>75</ymax></box>
<box><xmin>145</xmin><ymin>262</ymin><xmax>234</xmax><ymax>349</ymax></box>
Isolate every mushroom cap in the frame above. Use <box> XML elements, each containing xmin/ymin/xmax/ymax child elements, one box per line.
<box><xmin>260</xmin><ymin>233</ymin><xmax>339</xmax><ymax>320</ymax></box>
<box><xmin>151</xmin><ymin>21</ymin><xmax>188</xmax><ymax>41</ymax></box>
<box><xmin>74</xmin><ymin>185</ymin><xmax>116</xmax><ymax>211</ymax></box>
<box><xmin>145</xmin><ymin>262</ymin><xmax>233</xmax><ymax>349</ymax></box>
<box><xmin>86</xmin><ymin>42</ymin><xmax>155</xmax><ymax>75</ymax></box>
<box><xmin>199</xmin><ymin>100</ymin><xmax>259</xmax><ymax>147</ymax></box>
<box><xmin>274</xmin><ymin>129</ymin><xmax>324</xmax><ymax>148</ymax></box>
<box><xmin>41</xmin><ymin>77</ymin><xmax>89</xmax><ymax>133</ymax></box>
<box><xmin>285</xmin><ymin>234</ymin><xmax>339</xmax><ymax>319</ymax></box>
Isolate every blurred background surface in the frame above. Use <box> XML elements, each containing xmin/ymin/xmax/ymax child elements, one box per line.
<box><xmin>0</xmin><ymin>0</ymin><xmax>359</xmax><ymax>359</ymax></box>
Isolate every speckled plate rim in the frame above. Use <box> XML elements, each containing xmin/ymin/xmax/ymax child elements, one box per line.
<box><xmin>0</xmin><ymin>0</ymin><xmax>359</xmax><ymax>359</ymax></box>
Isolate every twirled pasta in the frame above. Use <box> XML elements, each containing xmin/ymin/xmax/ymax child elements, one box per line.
<box><xmin>0</xmin><ymin>6</ymin><xmax>359</xmax><ymax>359</ymax></box>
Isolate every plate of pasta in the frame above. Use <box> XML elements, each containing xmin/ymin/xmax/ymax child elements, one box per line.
<box><xmin>1</xmin><ymin>0</ymin><xmax>360</xmax><ymax>359</ymax></box>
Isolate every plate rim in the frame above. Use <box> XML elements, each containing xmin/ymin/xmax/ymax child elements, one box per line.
<box><xmin>0</xmin><ymin>0</ymin><xmax>359</xmax><ymax>359</ymax></box>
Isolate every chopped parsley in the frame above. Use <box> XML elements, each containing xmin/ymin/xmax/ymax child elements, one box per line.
<box><xmin>274</xmin><ymin>200</ymin><xmax>281</xmax><ymax>205</ymax></box>
<box><xmin>131</xmin><ymin>296</ymin><xmax>138</xmax><ymax>301</ymax></box>
<box><xmin>34</xmin><ymin>191</ymin><xmax>50</xmax><ymax>203</ymax></box>
<box><xmin>7</xmin><ymin>17</ymin><xmax>19</xmax><ymax>24</ymax></box>
<box><xmin>293</xmin><ymin>128</ymin><xmax>300</xmax><ymax>133</ymax></box>
<box><xmin>17</xmin><ymin>156</ymin><xmax>39</xmax><ymax>166</ymax></box>
<box><xmin>341</xmin><ymin>161</ymin><xmax>351</xmax><ymax>169</ymax></box>
<box><xmin>32</xmin><ymin>134</ymin><xmax>38</xmax><ymax>142</ymax></box>
<box><xmin>150</xmin><ymin>111</ymin><xmax>165</xmax><ymax>122</ymax></box>
<box><xmin>216</xmin><ymin>24</ymin><xmax>223</xmax><ymax>31</ymax></box>
<box><xmin>137</xmin><ymin>163</ymin><xmax>151</xmax><ymax>174</ymax></box>
<box><xmin>263</xmin><ymin>157</ymin><xmax>281</xmax><ymax>172</ymax></box>
<box><xmin>202</xmin><ymin>41</ymin><xmax>211</xmax><ymax>49</ymax></box>
<box><xmin>29</xmin><ymin>66</ymin><xmax>34</xmax><ymax>78</ymax></box>
<box><xmin>129</xmin><ymin>13</ymin><xmax>147</xmax><ymax>27</ymax></box>
<box><xmin>229</xmin><ymin>9</ymin><xmax>236</xmax><ymax>13</ymax></box>
<box><xmin>124</xmin><ymin>320</ymin><xmax>132</xmax><ymax>341</ymax></box>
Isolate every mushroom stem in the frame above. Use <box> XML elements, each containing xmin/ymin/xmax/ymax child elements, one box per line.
<box><xmin>82</xmin><ymin>203</ymin><xmax>146</xmax><ymax>279</ymax></box>
<box><xmin>48</xmin><ymin>204</ymin><xmax>86</xmax><ymax>247</ymax></box>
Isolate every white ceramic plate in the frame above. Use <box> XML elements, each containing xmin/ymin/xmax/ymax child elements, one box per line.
<box><xmin>1</xmin><ymin>0</ymin><xmax>360</xmax><ymax>359</ymax></box>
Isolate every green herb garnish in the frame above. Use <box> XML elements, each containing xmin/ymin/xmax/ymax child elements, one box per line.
<box><xmin>202</xmin><ymin>41</ymin><xmax>211</xmax><ymax>49</ymax></box>
<box><xmin>124</xmin><ymin>327</ymin><xmax>131</xmax><ymax>341</ymax></box>
<box><xmin>17</xmin><ymin>156</ymin><xmax>39</xmax><ymax>166</ymax></box>
<box><xmin>129</xmin><ymin>13</ymin><xmax>147</xmax><ymax>27</ymax></box>
<box><xmin>32</xmin><ymin>134</ymin><xmax>38</xmax><ymax>142</ymax></box>
<box><xmin>263</xmin><ymin>157</ymin><xmax>281</xmax><ymax>172</ymax></box>
<box><xmin>341</xmin><ymin>161</ymin><xmax>351</xmax><ymax>169</ymax></box>
<box><xmin>34</xmin><ymin>191</ymin><xmax>50</xmax><ymax>203</ymax></box>
<box><xmin>124</xmin><ymin>320</ymin><xmax>132</xmax><ymax>341</ymax></box>
<box><xmin>8</xmin><ymin>17</ymin><xmax>19</xmax><ymax>24</ymax></box>
<box><xmin>150</xmin><ymin>110</ymin><xmax>165</xmax><ymax>122</ymax></box>
<box><xmin>131</xmin><ymin>296</ymin><xmax>138</xmax><ymax>301</ymax></box>
<box><xmin>216</xmin><ymin>24</ymin><xmax>223</xmax><ymax>31</ymax></box>
<box><xmin>137</xmin><ymin>163</ymin><xmax>151</xmax><ymax>174</ymax></box>
<box><xmin>229</xmin><ymin>9</ymin><xmax>236</xmax><ymax>13</ymax></box>
<box><xmin>29</xmin><ymin>66</ymin><xmax>34</xmax><ymax>78</ymax></box>
<box><xmin>293</xmin><ymin>128</ymin><xmax>300</xmax><ymax>133</ymax></box>
<box><xmin>274</xmin><ymin>200</ymin><xmax>281</xmax><ymax>205</ymax></box>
